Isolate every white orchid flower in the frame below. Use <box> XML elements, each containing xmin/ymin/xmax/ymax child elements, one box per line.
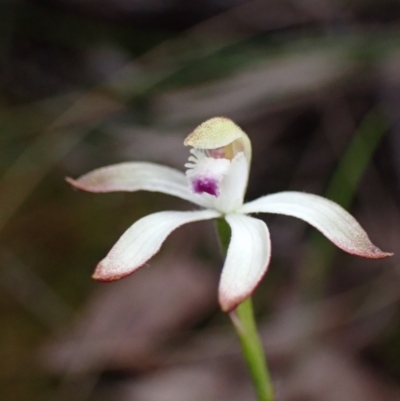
<box><xmin>67</xmin><ymin>117</ymin><xmax>391</xmax><ymax>312</ymax></box>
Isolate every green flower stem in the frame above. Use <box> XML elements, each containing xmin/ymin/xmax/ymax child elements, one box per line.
<box><xmin>216</xmin><ymin>219</ymin><xmax>274</xmax><ymax>401</ymax></box>
<box><xmin>231</xmin><ymin>299</ymin><xmax>275</xmax><ymax>401</ymax></box>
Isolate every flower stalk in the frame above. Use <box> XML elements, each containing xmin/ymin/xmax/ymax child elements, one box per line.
<box><xmin>216</xmin><ymin>218</ymin><xmax>274</xmax><ymax>401</ymax></box>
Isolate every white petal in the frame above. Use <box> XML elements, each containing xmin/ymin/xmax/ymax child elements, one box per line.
<box><xmin>219</xmin><ymin>214</ymin><xmax>271</xmax><ymax>312</ymax></box>
<box><xmin>67</xmin><ymin>162</ymin><xmax>210</xmax><ymax>208</ymax></box>
<box><xmin>93</xmin><ymin>209</ymin><xmax>220</xmax><ymax>281</ymax></box>
<box><xmin>239</xmin><ymin>191</ymin><xmax>391</xmax><ymax>259</ymax></box>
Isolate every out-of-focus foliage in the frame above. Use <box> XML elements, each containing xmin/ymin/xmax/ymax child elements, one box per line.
<box><xmin>1</xmin><ymin>1</ymin><xmax>400</xmax><ymax>400</ymax></box>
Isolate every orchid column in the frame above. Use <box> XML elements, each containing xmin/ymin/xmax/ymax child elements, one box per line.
<box><xmin>68</xmin><ymin>117</ymin><xmax>391</xmax><ymax>401</ymax></box>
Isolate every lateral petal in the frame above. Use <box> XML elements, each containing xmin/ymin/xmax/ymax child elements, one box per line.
<box><xmin>239</xmin><ymin>191</ymin><xmax>391</xmax><ymax>259</ymax></box>
<box><xmin>219</xmin><ymin>214</ymin><xmax>271</xmax><ymax>312</ymax></box>
<box><xmin>93</xmin><ymin>209</ymin><xmax>220</xmax><ymax>281</ymax></box>
<box><xmin>66</xmin><ymin>162</ymin><xmax>210</xmax><ymax>208</ymax></box>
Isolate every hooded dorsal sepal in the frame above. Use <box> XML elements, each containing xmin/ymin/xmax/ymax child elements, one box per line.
<box><xmin>184</xmin><ymin>117</ymin><xmax>252</xmax><ymax>163</ymax></box>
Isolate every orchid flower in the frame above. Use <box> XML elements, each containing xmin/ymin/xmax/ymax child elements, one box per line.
<box><xmin>67</xmin><ymin>117</ymin><xmax>391</xmax><ymax>312</ymax></box>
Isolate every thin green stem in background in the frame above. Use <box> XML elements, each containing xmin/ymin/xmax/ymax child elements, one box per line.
<box><xmin>326</xmin><ymin>109</ymin><xmax>388</xmax><ymax>207</ymax></box>
<box><xmin>215</xmin><ymin>219</ymin><xmax>274</xmax><ymax>401</ymax></box>
<box><xmin>301</xmin><ymin>109</ymin><xmax>388</xmax><ymax>300</ymax></box>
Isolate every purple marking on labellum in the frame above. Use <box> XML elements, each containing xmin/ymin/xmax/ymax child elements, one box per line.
<box><xmin>192</xmin><ymin>177</ymin><xmax>219</xmax><ymax>196</ymax></box>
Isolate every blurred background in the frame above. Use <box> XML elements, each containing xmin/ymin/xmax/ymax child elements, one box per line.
<box><xmin>1</xmin><ymin>0</ymin><xmax>400</xmax><ymax>400</ymax></box>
